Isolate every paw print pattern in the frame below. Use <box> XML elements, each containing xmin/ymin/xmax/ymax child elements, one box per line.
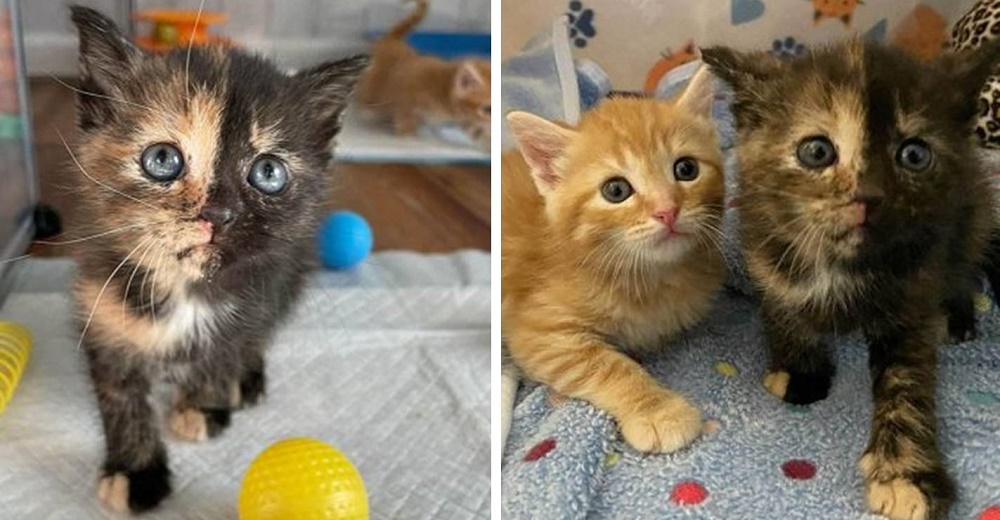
<box><xmin>567</xmin><ymin>1</ymin><xmax>596</xmax><ymax>48</ymax></box>
<box><xmin>769</xmin><ymin>36</ymin><xmax>806</xmax><ymax>59</ymax></box>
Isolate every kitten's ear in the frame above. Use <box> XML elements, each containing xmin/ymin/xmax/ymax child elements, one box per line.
<box><xmin>507</xmin><ymin>111</ymin><xmax>576</xmax><ymax>195</ymax></box>
<box><xmin>71</xmin><ymin>6</ymin><xmax>142</xmax><ymax>88</ymax></box>
<box><xmin>454</xmin><ymin>61</ymin><xmax>487</xmax><ymax>98</ymax></box>
<box><xmin>71</xmin><ymin>5</ymin><xmax>143</xmax><ymax>129</ymax></box>
<box><xmin>700</xmin><ymin>46</ymin><xmax>783</xmax><ymax>93</ymax></box>
<box><xmin>675</xmin><ymin>65</ymin><xmax>715</xmax><ymax>117</ymax></box>
<box><xmin>940</xmin><ymin>38</ymin><xmax>1000</xmax><ymax>123</ymax></box>
<box><xmin>295</xmin><ymin>55</ymin><xmax>369</xmax><ymax>143</ymax></box>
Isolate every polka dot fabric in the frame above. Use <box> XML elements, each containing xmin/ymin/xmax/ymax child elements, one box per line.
<box><xmin>502</xmin><ymin>295</ymin><xmax>1000</xmax><ymax>519</ymax></box>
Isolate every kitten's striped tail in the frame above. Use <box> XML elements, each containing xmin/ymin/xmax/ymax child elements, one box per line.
<box><xmin>385</xmin><ymin>0</ymin><xmax>428</xmax><ymax>40</ymax></box>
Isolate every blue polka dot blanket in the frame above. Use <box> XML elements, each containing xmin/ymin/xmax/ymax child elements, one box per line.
<box><xmin>502</xmin><ymin>292</ymin><xmax>1000</xmax><ymax>519</ymax></box>
<box><xmin>501</xmin><ymin>51</ymin><xmax>1000</xmax><ymax>520</ymax></box>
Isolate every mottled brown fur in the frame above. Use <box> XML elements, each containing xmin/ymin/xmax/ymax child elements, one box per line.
<box><xmin>502</xmin><ymin>69</ymin><xmax>725</xmax><ymax>453</ymax></box>
<box><xmin>703</xmin><ymin>38</ymin><xmax>1000</xmax><ymax>520</ymax></box>
<box><xmin>68</xmin><ymin>6</ymin><xmax>366</xmax><ymax>514</ymax></box>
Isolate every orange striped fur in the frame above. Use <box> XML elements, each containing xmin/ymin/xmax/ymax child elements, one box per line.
<box><xmin>502</xmin><ymin>68</ymin><xmax>726</xmax><ymax>453</ymax></box>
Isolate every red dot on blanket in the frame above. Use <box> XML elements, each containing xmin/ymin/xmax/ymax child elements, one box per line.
<box><xmin>669</xmin><ymin>481</ymin><xmax>708</xmax><ymax>506</ymax></box>
<box><xmin>979</xmin><ymin>505</ymin><xmax>1000</xmax><ymax>520</ymax></box>
<box><xmin>781</xmin><ymin>459</ymin><xmax>817</xmax><ymax>480</ymax></box>
<box><xmin>523</xmin><ymin>438</ymin><xmax>557</xmax><ymax>462</ymax></box>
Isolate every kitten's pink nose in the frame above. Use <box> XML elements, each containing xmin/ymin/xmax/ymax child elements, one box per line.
<box><xmin>653</xmin><ymin>207</ymin><xmax>679</xmax><ymax>229</ymax></box>
<box><xmin>852</xmin><ymin>183</ymin><xmax>884</xmax><ymax>225</ymax></box>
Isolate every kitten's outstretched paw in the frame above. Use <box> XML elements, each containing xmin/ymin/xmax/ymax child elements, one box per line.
<box><xmin>618</xmin><ymin>394</ymin><xmax>702</xmax><ymax>453</ymax></box>
<box><xmin>866</xmin><ymin>478</ymin><xmax>928</xmax><ymax>520</ymax></box>
<box><xmin>97</xmin><ymin>474</ymin><xmax>130</xmax><ymax>513</ymax></box>
<box><xmin>860</xmin><ymin>453</ymin><xmax>954</xmax><ymax>520</ymax></box>
<box><xmin>169</xmin><ymin>408</ymin><xmax>231</xmax><ymax>442</ymax></box>
<box><xmin>169</xmin><ymin>408</ymin><xmax>207</xmax><ymax>442</ymax></box>
<box><xmin>763</xmin><ymin>369</ymin><xmax>832</xmax><ymax>405</ymax></box>
<box><xmin>98</xmin><ymin>457</ymin><xmax>171</xmax><ymax>513</ymax></box>
<box><xmin>763</xmin><ymin>371</ymin><xmax>789</xmax><ymax>399</ymax></box>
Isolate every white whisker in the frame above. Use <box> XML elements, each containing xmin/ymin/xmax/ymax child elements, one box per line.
<box><xmin>77</xmin><ymin>237</ymin><xmax>152</xmax><ymax>350</ymax></box>
<box><xmin>185</xmin><ymin>0</ymin><xmax>207</xmax><ymax>103</ymax></box>
<box><xmin>56</xmin><ymin>129</ymin><xmax>159</xmax><ymax>211</ymax></box>
<box><xmin>122</xmin><ymin>239</ymin><xmax>157</xmax><ymax>325</ymax></box>
<box><xmin>35</xmin><ymin>221</ymin><xmax>166</xmax><ymax>246</ymax></box>
<box><xmin>46</xmin><ymin>73</ymin><xmax>155</xmax><ymax>113</ymax></box>
<box><xmin>150</xmin><ymin>249</ymin><xmax>167</xmax><ymax>328</ymax></box>
<box><xmin>0</xmin><ymin>254</ymin><xmax>32</xmax><ymax>266</ymax></box>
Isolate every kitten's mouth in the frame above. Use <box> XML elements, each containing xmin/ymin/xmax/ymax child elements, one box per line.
<box><xmin>177</xmin><ymin>244</ymin><xmax>218</xmax><ymax>262</ymax></box>
<box><xmin>656</xmin><ymin>228</ymin><xmax>687</xmax><ymax>241</ymax></box>
<box><xmin>832</xmin><ymin>224</ymin><xmax>870</xmax><ymax>248</ymax></box>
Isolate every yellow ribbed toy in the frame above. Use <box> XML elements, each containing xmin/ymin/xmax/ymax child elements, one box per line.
<box><xmin>239</xmin><ymin>438</ymin><xmax>368</xmax><ymax>520</ymax></box>
<box><xmin>0</xmin><ymin>321</ymin><xmax>32</xmax><ymax>414</ymax></box>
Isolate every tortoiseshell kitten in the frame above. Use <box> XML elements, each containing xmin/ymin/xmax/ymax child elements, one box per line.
<box><xmin>67</xmin><ymin>7</ymin><xmax>366</xmax><ymax>514</ymax></box>
<box><xmin>702</xmin><ymin>39</ymin><xmax>1000</xmax><ymax>520</ymax></box>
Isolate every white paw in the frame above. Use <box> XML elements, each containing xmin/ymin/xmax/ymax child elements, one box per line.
<box><xmin>97</xmin><ymin>474</ymin><xmax>129</xmax><ymax>513</ymax></box>
<box><xmin>169</xmin><ymin>408</ymin><xmax>207</xmax><ymax>442</ymax></box>
<box><xmin>763</xmin><ymin>370</ymin><xmax>789</xmax><ymax>399</ymax></box>
<box><xmin>866</xmin><ymin>477</ymin><xmax>929</xmax><ymax>520</ymax></box>
<box><xmin>229</xmin><ymin>381</ymin><xmax>243</xmax><ymax>408</ymax></box>
<box><xmin>618</xmin><ymin>394</ymin><xmax>702</xmax><ymax>453</ymax></box>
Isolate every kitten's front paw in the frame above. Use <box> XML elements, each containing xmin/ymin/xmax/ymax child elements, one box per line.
<box><xmin>238</xmin><ymin>369</ymin><xmax>266</xmax><ymax>408</ymax></box>
<box><xmin>618</xmin><ymin>394</ymin><xmax>702</xmax><ymax>453</ymax></box>
<box><xmin>860</xmin><ymin>453</ymin><xmax>954</xmax><ymax>520</ymax></box>
<box><xmin>763</xmin><ymin>369</ymin><xmax>832</xmax><ymax>405</ymax></box>
<box><xmin>865</xmin><ymin>478</ymin><xmax>929</xmax><ymax>520</ymax></box>
<box><xmin>946</xmin><ymin>307</ymin><xmax>977</xmax><ymax>344</ymax></box>
<box><xmin>169</xmin><ymin>408</ymin><xmax>231</xmax><ymax>442</ymax></box>
<box><xmin>98</xmin><ymin>458</ymin><xmax>171</xmax><ymax>513</ymax></box>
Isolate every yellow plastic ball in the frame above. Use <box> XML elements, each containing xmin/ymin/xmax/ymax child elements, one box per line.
<box><xmin>239</xmin><ymin>438</ymin><xmax>368</xmax><ymax>520</ymax></box>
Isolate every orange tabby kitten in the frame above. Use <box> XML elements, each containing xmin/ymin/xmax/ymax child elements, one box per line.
<box><xmin>502</xmin><ymin>67</ymin><xmax>725</xmax><ymax>453</ymax></box>
<box><xmin>356</xmin><ymin>0</ymin><xmax>490</xmax><ymax>148</ymax></box>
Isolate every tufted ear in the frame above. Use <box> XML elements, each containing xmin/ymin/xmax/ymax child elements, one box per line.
<box><xmin>700</xmin><ymin>46</ymin><xmax>785</xmax><ymax>94</ymax></box>
<box><xmin>294</xmin><ymin>55</ymin><xmax>369</xmax><ymax>145</ymax></box>
<box><xmin>70</xmin><ymin>5</ymin><xmax>145</xmax><ymax>129</ymax></box>
<box><xmin>506</xmin><ymin>111</ymin><xmax>577</xmax><ymax>197</ymax></box>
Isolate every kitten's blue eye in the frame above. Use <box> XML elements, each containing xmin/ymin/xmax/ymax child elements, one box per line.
<box><xmin>248</xmin><ymin>156</ymin><xmax>288</xmax><ymax>195</ymax></box>
<box><xmin>673</xmin><ymin>157</ymin><xmax>699</xmax><ymax>181</ymax></box>
<box><xmin>796</xmin><ymin>136</ymin><xmax>837</xmax><ymax>169</ymax></box>
<box><xmin>140</xmin><ymin>143</ymin><xmax>184</xmax><ymax>182</ymax></box>
<box><xmin>601</xmin><ymin>177</ymin><xmax>633</xmax><ymax>203</ymax></box>
<box><xmin>896</xmin><ymin>138</ymin><xmax>933</xmax><ymax>172</ymax></box>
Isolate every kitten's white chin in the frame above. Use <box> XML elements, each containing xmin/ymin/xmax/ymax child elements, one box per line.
<box><xmin>646</xmin><ymin>236</ymin><xmax>694</xmax><ymax>264</ymax></box>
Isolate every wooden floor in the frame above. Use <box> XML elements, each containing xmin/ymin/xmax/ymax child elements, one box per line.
<box><xmin>27</xmin><ymin>78</ymin><xmax>491</xmax><ymax>256</ymax></box>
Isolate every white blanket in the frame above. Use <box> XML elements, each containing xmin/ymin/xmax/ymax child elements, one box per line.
<box><xmin>0</xmin><ymin>252</ymin><xmax>490</xmax><ymax>519</ymax></box>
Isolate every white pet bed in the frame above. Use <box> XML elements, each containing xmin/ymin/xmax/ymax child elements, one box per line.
<box><xmin>338</xmin><ymin>107</ymin><xmax>490</xmax><ymax>165</ymax></box>
<box><xmin>0</xmin><ymin>251</ymin><xmax>490</xmax><ymax>519</ymax></box>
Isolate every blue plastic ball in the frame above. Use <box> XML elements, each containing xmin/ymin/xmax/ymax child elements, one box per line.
<box><xmin>318</xmin><ymin>211</ymin><xmax>373</xmax><ymax>270</ymax></box>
